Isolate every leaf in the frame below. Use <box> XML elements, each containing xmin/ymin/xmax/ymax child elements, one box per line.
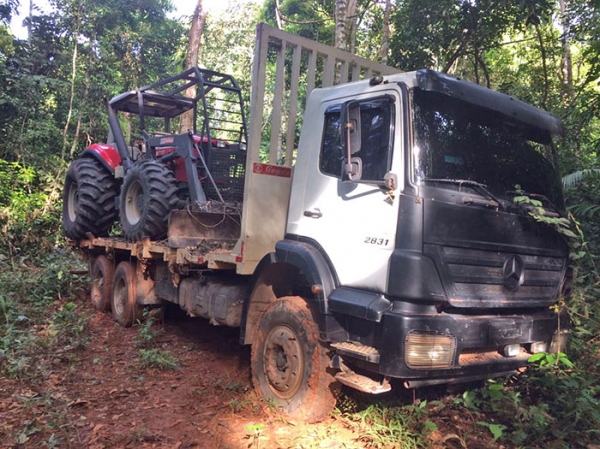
<box><xmin>488</xmin><ymin>423</ymin><xmax>506</xmax><ymax>441</ymax></box>
<box><xmin>477</xmin><ymin>421</ymin><xmax>507</xmax><ymax>442</ymax></box>
<box><xmin>424</xmin><ymin>419</ymin><xmax>438</xmax><ymax>432</ymax></box>
<box><xmin>562</xmin><ymin>169</ymin><xmax>600</xmax><ymax>190</ymax></box>
<box><xmin>528</xmin><ymin>352</ymin><xmax>546</xmax><ymax>363</ymax></box>
<box><xmin>17</xmin><ymin>432</ymin><xmax>27</xmax><ymax>444</ymax></box>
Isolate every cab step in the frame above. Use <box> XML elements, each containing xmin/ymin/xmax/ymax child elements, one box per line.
<box><xmin>331</xmin><ymin>342</ymin><xmax>380</xmax><ymax>363</ymax></box>
<box><xmin>335</xmin><ymin>369</ymin><xmax>391</xmax><ymax>394</ymax></box>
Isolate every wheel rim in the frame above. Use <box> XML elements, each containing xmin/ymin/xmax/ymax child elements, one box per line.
<box><xmin>67</xmin><ymin>181</ymin><xmax>78</xmax><ymax>222</ymax></box>
<box><xmin>263</xmin><ymin>324</ymin><xmax>304</xmax><ymax>399</ymax></box>
<box><xmin>124</xmin><ymin>180</ymin><xmax>143</xmax><ymax>225</ymax></box>
<box><xmin>113</xmin><ymin>276</ymin><xmax>127</xmax><ymax>317</ymax></box>
<box><xmin>91</xmin><ymin>270</ymin><xmax>104</xmax><ymax>306</ymax></box>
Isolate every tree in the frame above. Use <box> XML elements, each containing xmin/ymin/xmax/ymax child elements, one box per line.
<box><xmin>180</xmin><ymin>0</ymin><xmax>207</xmax><ymax>133</ymax></box>
<box><xmin>379</xmin><ymin>0</ymin><xmax>391</xmax><ymax>64</ymax></box>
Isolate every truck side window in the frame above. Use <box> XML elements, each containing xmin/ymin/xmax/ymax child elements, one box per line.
<box><xmin>320</xmin><ymin>97</ymin><xmax>394</xmax><ymax>181</ymax></box>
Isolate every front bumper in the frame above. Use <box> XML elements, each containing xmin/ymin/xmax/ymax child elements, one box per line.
<box><xmin>378</xmin><ymin>309</ymin><xmax>569</xmax><ymax>381</ymax></box>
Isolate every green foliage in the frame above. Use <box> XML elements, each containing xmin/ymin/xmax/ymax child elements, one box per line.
<box><xmin>135</xmin><ymin>316</ymin><xmax>163</xmax><ymax>349</ymax></box>
<box><xmin>137</xmin><ymin>348</ymin><xmax>179</xmax><ymax>371</ymax></box>
<box><xmin>0</xmin><ymin>159</ymin><xmax>63</xmax><ymax>256</ymax></box>
<box><xmin>528</xmin><ymin>351</ymin><xmax>574</xmax><ymax>368</ymax></box>
<box><xmin>0</xmin><ymin>248</ymin><xmax>88</xmax><ymax>378</ymax></box>
<box><xmin>513</xmin><ymin>193</ymin><xmax>577</xmax><ymax>238</ymax></box>
<box><xmin>134</xmin><ymin>317</ymin><xmax>179</xmax><ymax>371</ymax></box>
<box><xmin>344</xmin><ymin>404</ymin><xmax>420</xmax><ymax>449</ymax></box>
<box><xmin>389</xmin><ymin>0</ymin><xmax>554</xmax><ymax>73</ymax></box>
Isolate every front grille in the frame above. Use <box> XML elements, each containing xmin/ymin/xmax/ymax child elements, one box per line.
<box><xmin>426</xmin><ymin>245</ymin><xmax>564</xmax><ymax>308</ymax></box>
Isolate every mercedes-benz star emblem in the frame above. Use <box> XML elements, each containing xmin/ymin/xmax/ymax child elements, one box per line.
<box><xmin>502</xmin><ymin>255</ymin><xmax>525</xmax><ymax>291</ymax></box>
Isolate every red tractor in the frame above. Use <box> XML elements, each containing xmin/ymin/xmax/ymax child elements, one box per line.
<box><xmin>62</xmin><ymin>68</ymin><xmax>248</xmax><ymax>242</ymax></box>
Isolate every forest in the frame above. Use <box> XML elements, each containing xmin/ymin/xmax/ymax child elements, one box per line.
<box><xmin>0</xmin><ymin>0</ymin><xmax>599</xmax><ymax>447</ymax></box>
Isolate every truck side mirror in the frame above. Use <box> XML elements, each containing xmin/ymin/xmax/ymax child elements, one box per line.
<box><xmin>341</xmin><ymin>100</ymin><xmax>362</xmax><ymax>181</ymax></box>
<box><xmin>384</xmin><ymin>172</ymin><xmax>398</xmax><ymax>191</ymax></box>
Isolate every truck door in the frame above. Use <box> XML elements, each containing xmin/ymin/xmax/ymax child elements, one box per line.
<box><xmin>288</xmin><ymin>92</ymin><xmax>403</xmax><ymax>292</ymax></box>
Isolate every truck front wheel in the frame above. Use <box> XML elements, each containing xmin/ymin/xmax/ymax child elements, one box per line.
<box><xmin>251</xmin><ymin>296</ymin><xmax>338</xmax><ymax>422</ymax></box>
<box><xmin>111</xmin><ymin>261</ymin><xmax>143</xmax><ymax>327</ymax></box>
<box><xmin>91</xmin><ymin>255</ymin><xmax>114</xmax><ymax>312</ymax></box>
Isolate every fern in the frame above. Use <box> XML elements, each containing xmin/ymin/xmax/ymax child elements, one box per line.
<box><xmin>569</xmin><ymin>203</ymin><xmax>600</xmax><ymax>219</ymax></box>
<box><xmin>562</xmin><ymin>169</ymin><xmax>600</xmax><ymax>190</ymax></box>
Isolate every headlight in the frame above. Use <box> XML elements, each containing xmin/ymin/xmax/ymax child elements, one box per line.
<box><xmin>503</xmin><ymin>344</ymin><xmax>521</xmax><ymax>357</ymax></box>
<box><xmin>529</xmin><ymin>341</ymin><xmax>548</xmax><ymax>354</ymax></box>
<box><xmin>405</xmin><ymin>331</ymin><xmax>456</xmax><ymax>369</ymax></box>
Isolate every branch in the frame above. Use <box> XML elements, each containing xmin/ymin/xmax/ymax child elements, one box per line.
<box><xmin>274</xmin><ymin>0</ymin><xmax>328</xmax><ymax>26</ymax></box>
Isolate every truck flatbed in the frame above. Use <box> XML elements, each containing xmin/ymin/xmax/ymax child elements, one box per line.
<box><xmin>75</xmin><ymin>236</ymin><xmax>239</xmax><ymax>270</ymax></box>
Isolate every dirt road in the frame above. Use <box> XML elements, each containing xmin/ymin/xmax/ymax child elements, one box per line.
<box><xmin>0</xmin><ymin>298</ymin><xmax>367</xmax><ymax>448</ymax></box>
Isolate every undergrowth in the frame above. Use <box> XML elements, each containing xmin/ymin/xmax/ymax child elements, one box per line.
<box><xmin>0</xmin><ymin>247</ymin><xmax>88</xmax><ymax>379</ymax></box>
<box><xmin>135</xmin><ymin>318</ymin><xmax>180</xmax><ymax>371</ymax></box>
<box><xmin>0</xmin><ymin>246</ymin><xmax>90</xmax><ymax>446</ymax></box>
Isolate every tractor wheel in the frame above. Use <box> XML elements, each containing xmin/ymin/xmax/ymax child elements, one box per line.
<box><xmin>63</xmin><ymin>158</ymin><xmax>118</xmax><ymax>240</ymax></box>
<box><xmin>119</xmin><ymin>159</ymin><xmax>178</xmax><ymax>241</ymax></box>
<box><xmin>90</xmin><ymin>255</ymin><xmax>114</xmax><ymax>312</ymax></box>
<box><xmin>251</xmin><ymin>296</ymin><xmax>338</xmax><ymax>423</ymax></box>
<box><xmin>111</xmin><ymin>261</ymin><xmax>143</xmax><ymax>327</ymax></box>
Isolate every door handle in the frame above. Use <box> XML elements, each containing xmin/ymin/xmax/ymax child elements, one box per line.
<box><xmin>303</xmin><ymin>208</ymin><xmax>322</xmax><ymax>218</ymax></box>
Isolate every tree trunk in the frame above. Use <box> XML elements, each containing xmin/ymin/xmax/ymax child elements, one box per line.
<box><xmin>61</xmin><ymin>38</ymin><xmax>78</xmax><ymax>162</ymax></box>
<box><xmin>534</xmin><ymin>23</ymin><xmax>549</xmax><ymax>110</ymax></box>
<box><xmin>347</xmin><ymin>0</ymin><xmax>357</xmax><ymax>54</ymax></box>
<box><xmin>274</xmin><ymin>0</ymin><xmax>284</xmax><ymax>30</ymax></box>
<box><xmin>559</xmin><ymin>0</ymin><xmax>575</xmax><ymax>101</ymax></box>
<box><xmin>380</xmin><ymin>0</ymin><xmax>391</xmax><ymax>64</ymax></box>
<box><xmin>335</xmin><ymin>0</ymin><xmax>347</xmax><ymax>50</ymax></box>
<box><xmin>180</xmin><ymin>0</ymin><xmax>207</xmax><ymax>133</ymax></box>
<box><xmin>28</xmin><ymin>0</ymin><xmax>32</xmax><ymax>41</ymax></box>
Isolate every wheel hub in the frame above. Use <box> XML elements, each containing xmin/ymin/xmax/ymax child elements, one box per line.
<box><xmin>124</xmin><ymin>181</ymin><xmax>143</xmax><ymax>225</ymax></box>
<box><xmin>113</xmin><ymin>278</ymin><xmax>127</xmax><ymax>316</ymax></box>
<box><xmin>67</xmin><ymin>182</ymin><xmax>79</xmax><ymax>222</ymax></box>
<box><xmin>91</xmin><ymin>274</ymin><xmax>104</xmax><ymax>304</ymax></box>
<box><xmin>263</xmin><ymin>325</ymin><xmax>303</xmax><ymax>399</ymax></box>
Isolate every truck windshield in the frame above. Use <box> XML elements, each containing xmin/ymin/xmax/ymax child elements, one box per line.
<box><xmin>411</xmin><ymin>88</ymin><xmax>564</xmax><ymax>209</ymax></box>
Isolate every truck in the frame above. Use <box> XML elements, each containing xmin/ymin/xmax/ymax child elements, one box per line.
<box><xmin>63</xmin><ymin>23</ymin><xmax>572</xmax><ymax>422</ymax></box>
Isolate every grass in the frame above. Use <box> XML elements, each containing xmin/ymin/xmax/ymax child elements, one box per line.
<box><xmin>137</xmin><ymin>348</ymin><xmax>180</xmax><ymax>371</ymax></box>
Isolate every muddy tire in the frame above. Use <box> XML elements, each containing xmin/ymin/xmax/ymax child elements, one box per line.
<box><xmin>111</xmin><ymin>261</ymin><xmax>143</xmax><ymax>327</ymax></box>
<box><xmin>119</xmin><ymin>159</ymin><xmax>178</xmax><ymax>241</ymax></box>
<box><xmin>63</xmin><ymin>158</ymin><xmax>118</xmax><ymax>240</ymax></box>
<box><xmin>91</xmin><ymin>255</ymin><xmax>114</xmax><ymax>312</ymax></box>
<box><xmin>251</xmin><ymin>296</ymin><xmax>338</xmax><ymax>422</ymax></box>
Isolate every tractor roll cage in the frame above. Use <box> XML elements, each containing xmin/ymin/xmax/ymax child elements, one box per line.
<box><xmin>107</xmin><ymin>67</ymin><xmax>249</xmax><ymax>169</ymax></box>
<box><xmin>106</xmin><ymin>67</ymin><xmax>249</xmax><ymax>206</ymax></box>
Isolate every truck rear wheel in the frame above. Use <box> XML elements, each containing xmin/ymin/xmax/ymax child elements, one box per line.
<box><xmin>111</xmin><ymin>261</ymin><xmax>143</xmax><ymax>327</ymax></box>
<box><xmin>63</xmin><ymin>158</ymin><xmax>118</xmax><ymax>240</ymax></box>
<box><xmin>91</xmin><ymin>255</ymin><xmax>114</xmax><ymax>312</ymax></box>
<box><xmin>120</xmin><ymin>159</ymin><xmax>178</xmax><ymax>241</ymax></box>
<box><xmin>251</xmin><ymin>296</ymin><xmax>338</xmax><ymax>422</ymax></box>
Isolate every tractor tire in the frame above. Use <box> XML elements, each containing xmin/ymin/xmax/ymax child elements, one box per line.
<box><xmin>119</xmin><ymin>159</ymin><xmax>178</xmax><ymax>241</ymax></box>
<box><xmin>90</xmin><ymin>255</ymin><xmax>114</xmax><ymax>312</ymax></box>
<box><xmin>63</xmin><ymin>158</ymin><xmax>118</xmax><ymax>240</ymax></box>
<box><xmin>111</xmin><ymin>261</ymin><xmax>143</xmax><ymax>327</ymax></box>
<box><xmin>251</xmin><ymin>296</ymin><xmax>338</xmax><ymax>423</ymax></box>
